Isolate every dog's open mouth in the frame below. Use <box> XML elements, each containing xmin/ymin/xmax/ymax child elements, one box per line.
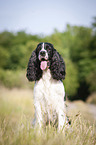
<box><xmin>40</xmin><ymin>58</ymin><xmax>48</xmax><ymax>70</ymax></box>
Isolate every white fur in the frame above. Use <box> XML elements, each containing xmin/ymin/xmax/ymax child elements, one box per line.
<box><xmin>33</xmin><ymin>69</ymin><xmax>66</xmax><ymax>130</ymax></box>
<box><xmin>42</xmin><ymin>42</ymin><xmax>45</xmax><ymax>50</ymax></box>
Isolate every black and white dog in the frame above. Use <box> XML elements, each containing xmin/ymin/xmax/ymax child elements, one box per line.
<box><xmin>26</xmin><ymin>42</ymin><xmax>68</xmax><ymax>131</ymax></box>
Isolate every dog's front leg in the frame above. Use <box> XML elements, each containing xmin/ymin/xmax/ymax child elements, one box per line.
<box><xmin>58</xmin><ymin>109</ymin><xmax>66</xmax><ymax>131</ymax></box>
<box><xmin>33</xmin><ymin>101</ymin><xmax>43</xmax><ymax>129</ymax></box>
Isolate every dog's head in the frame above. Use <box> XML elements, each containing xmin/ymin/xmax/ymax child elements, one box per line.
<box><xmin>36</xmin><ymin>42</ymin><xmax>53</xmax><ymax>70</ymax></box>
<box><xmin>26</xmin><ymin>42</ymin><xmax>66</xmax><ymax>81</ymax></box>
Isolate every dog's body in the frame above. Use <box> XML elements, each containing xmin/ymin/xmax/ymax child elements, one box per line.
<box><xmin>33</xmin><ymin>69</ymin><xmax>66</xmax><ymax>130</ymax></box>
<box><xmin>26</xmin><ymin>42</ymin><xmax>67</xmax><ymax>130</ymax></box>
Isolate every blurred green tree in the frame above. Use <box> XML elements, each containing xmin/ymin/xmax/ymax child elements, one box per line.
<box><xmin>0</xmin><ymin>46</ymin><xmax>9</xmax><ymax>69</ymax></box>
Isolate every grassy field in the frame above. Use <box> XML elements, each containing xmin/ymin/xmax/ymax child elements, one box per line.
<box><xmin>0</xmin><ymin>87</ymin><xmax>96</xmax><ymax>145</ymax></box>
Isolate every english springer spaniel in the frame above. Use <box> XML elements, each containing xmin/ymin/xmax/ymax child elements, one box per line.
<box><xmin>26</xmin><ymin>42</ymin><xmax>68</xmax><ymax>131</ymax></box>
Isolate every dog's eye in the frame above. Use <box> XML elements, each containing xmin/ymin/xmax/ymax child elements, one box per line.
<box><xmin>46</xmin><ymin>45</ymin><xmax>51</xmax><ymax>50</ymax></box>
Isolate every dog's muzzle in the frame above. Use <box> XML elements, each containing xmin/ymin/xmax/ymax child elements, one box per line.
<box><xmin>40</xmin><ymin>51</ymin><xmax>46</xmax><ymax>57</ymax></box>
<box><xmin>39</xmin><ymin>50</ymin><xmax>48</xmax><ymax>61</ymax></box>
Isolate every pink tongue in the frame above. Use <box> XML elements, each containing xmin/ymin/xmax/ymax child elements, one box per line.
<box><xmin>40</xmin><ymin>61</ymin><xmax>47</xmax><ymax>70</ymax></box>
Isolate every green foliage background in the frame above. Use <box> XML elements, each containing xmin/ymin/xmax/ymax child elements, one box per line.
<box><xmin>0</xmin><ymin>18</ymin><xmax>96</xmax><ymax>100</ymax></box>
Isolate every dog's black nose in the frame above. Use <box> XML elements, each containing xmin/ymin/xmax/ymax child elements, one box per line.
<box><xmin>40</xmin><ymin>51</ymin><xmax>46</xmax><ymax>57</ymax></box>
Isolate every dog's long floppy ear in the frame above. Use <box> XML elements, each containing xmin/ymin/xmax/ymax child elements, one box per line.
<box><xmin>50</xmin><ymin>49</ymin><xmax>66</xmax><ymax>80</ymax></box>
<box><xmin>26</xmin><ymin>50</ymin><xmax>42</xmax><ymax>81</ymax></box>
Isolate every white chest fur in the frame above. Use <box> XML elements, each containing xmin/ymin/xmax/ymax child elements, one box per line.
<box><xmin>34</xmin><ymin>69</ymin><xmax>65</xmax><ymax>113</ymax></box>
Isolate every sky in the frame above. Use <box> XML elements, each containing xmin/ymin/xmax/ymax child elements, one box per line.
<box><xmin>0</xmin><ymin>0</ymin><xmax>96</xmax><ymax>35</ymax></box>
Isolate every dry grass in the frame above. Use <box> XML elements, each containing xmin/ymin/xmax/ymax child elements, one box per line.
<box><xmin>0</xmin><ymin>87</ymin><xmax>96</xmax><ymax>145</ymax></box>
<box><xmin>86</xmin><ymin>92</ymin><xmax>96</xmax><ymax>104</ymax></box>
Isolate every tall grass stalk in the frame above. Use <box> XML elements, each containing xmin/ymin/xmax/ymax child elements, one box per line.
<box><xmin>0</xmin><ymin>114</ymin><xmax>95</xmax><ymax>145</ymax></box>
